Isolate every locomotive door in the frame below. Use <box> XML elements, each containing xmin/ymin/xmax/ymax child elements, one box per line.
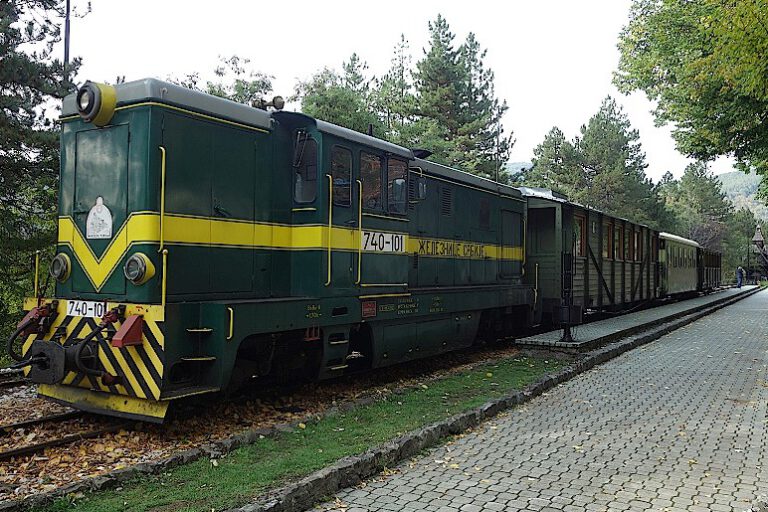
<box><xmin>327</xmin><ymin>144</ymin><xmax>356</xmax><ymax>290</ymax></box>
<box><xmin>72</xmin><ymin>125</ymin><xmax>129</xmax><ymax>294</ymax></box>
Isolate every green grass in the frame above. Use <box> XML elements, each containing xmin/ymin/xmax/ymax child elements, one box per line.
<box><xmin>38</xmin><ymin>356</ymin><xmax>561</xmax><ymax>512</ymax></box>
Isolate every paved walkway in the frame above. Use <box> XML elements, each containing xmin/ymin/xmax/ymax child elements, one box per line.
<box><xmin>312</xmin><ymin>290</ymin><xmax>768</xmax><ymax>512</ymax></box>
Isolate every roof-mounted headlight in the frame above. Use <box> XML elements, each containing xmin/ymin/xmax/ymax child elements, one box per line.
<box><xmin>123</xmin><ymin>253</ymin><xmax>155</xmax><ymax>285</ymax></box>
<box><xmin>76</xmin><ymin>81</ymin><xmax>117</xmax><ymax>127</ymax></box>
<box><xmin>50</xmin><ymin>253</ymin><xmax>71</xmax><ymax>282</ymax></box>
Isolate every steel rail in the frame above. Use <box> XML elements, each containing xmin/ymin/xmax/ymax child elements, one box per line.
<box><xmin>0</xmin><ymin>411</ymin><xmax>83</xmax><ymax>436</ymax></box>
<box><xmin>0</xmin><ymin>423</ymin><xmax>127</xmax><ymax>462</ymax></box>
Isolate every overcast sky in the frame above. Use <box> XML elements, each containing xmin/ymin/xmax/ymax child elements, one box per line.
<box><xmin>63</xmin><ymin>0</ymin><xmax>734</xmax><ymax>181</ymax></box>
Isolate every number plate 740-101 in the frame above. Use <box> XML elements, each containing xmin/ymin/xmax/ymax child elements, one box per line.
<box><xmin>361</xmin><ymin>231</ymin><xmax>406</xmax><ymax>253</ymax></box>
<box><xmin>66</xmin><ymin>300</ymin><xmax>108</xmax><ymax>318</ymax></box>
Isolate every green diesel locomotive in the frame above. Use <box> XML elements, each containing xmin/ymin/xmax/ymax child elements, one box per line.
<box><xmin>9</xmin><ymin>79</ymin><xmax>532</xmax><ymax>422</ymax></box>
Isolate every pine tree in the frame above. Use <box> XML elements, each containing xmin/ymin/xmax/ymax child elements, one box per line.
<box><xmin>414</xmin><ymin>16</ymin><xmax>513</xmax><ymax>180</ymax></box>
<box><xmin>576</xmin><ymin>97</ymin><xmax>664</xmax><ymax>226</ymax></box>
<box><xmin>528</xmin><ymin>127</ymin><xmax>583</xmax><ymax>195</ymax></box>
<box><xmin>375</xmin><ymin>35</ymin><xmax>418</xmax><ymax>146</ymax></box>
<box><xmin>673</xmin><ymin>162</ymin><xmax>733</xmax><ymax>249</ymax></box>
<box><xmin>1</xmin><ymin>0</ymin><xmax>81</xmax><ymax>352</ymax></box>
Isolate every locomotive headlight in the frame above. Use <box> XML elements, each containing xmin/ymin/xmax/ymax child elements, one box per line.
<box><xmin>123</xmin><ymin>253</ymin><xmax>155</xmax><ymax>285</ymax></box>
<box><xmin>50</xmin><ymin>253</ymin><xmax>71</xmax><ymax>282</ymax></box>
<box><xmin>76</xmin><ymin>81</ymin><xmax>117</xmax><ymax>127</ymax></box>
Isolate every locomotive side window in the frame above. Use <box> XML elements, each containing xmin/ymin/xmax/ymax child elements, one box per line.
<box><xmin>361</xmin><ymin>151</ymin><xmax>383</xmax><ymax>210</ymax></box>
<box><xmin>387</xmin><ymin>158</ymin><xmax>408</xmax><ymax>214</ymax></box>
<box><xmin>331</xmin><ymin>146</ymin><xmax>352</xmax><ymax>207</ymax></box>
<box><xmin>293</xmin><ymin>132</ymin><xmax>318</xmax><ymax>203</ymax></box>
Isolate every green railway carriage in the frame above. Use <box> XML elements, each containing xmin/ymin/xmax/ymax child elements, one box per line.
<box><xmin>12</xmin><ymin>79</ymin><xmax>532</xmax><ymax>422</ymax></box>
<box><xmin>521</xmin><ymin>188</ymin><xmax>660</xmax><ymax>323</ymax></box>
<box><xmin>658</xmin><ymin>232</ymin><xmax>704</xmax><ymax>295</ymax></box>
<box><xmin>699</xmin><ymin>247</ymin><xmax>722</xmax><ymax>291</ymax></box>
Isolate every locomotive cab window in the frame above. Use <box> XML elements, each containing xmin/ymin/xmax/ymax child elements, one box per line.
<box><xmin>387</xmin><ymin>158</ymin><xmax>408</xmax><ymax>215</ymax></box>
<box><xmin>331</xmin><ymin>146</ymin><xmax>352</xmax><ymax>207</ymax></box>
<box><xmin>293</xmin><ymin>131</ymin><xmax>318</xmax><ymax>203</ymax></box>
<box><xmin>361</xmin><ymin>151</ymin><xmax>383</xmax><ymax>210</ymax></box>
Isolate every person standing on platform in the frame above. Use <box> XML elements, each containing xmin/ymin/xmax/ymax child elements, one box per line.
<box><xmin>736</xmin><ymin>266</ymin><xmax>744</xmax><ymax>288</ymax></box>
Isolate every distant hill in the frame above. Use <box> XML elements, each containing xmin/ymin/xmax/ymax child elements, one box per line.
<box><xmin>506</xmin><ymin>161</ymin><xmax>532</xmax><ymax>174</ymax></box>
<box><xmin>717</xmin><ymin>171</ymin><xmax>768</xmax><ymax>221</ymax></box>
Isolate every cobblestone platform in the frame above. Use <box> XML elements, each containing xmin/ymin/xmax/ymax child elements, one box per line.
<box><xmin>517</xmin><ymin>286</ymin><xmax>758</xmax><ymax>348</ymax></box>
<box><xmin>312</xmin><ymin>290</ymin><xmax>767</xmax><ymax>512</ymax></box>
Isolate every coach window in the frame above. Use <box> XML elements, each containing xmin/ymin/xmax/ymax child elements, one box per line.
<box><xmin>635</xmin><ymin>231</ymin><xmax>643</xmax><ymax>261</ymax></box>
<box><xmin>293</xmin><ymin>131</ymin><xmax>318</xmax><ymax>203</ymax></box>
<box><xmin>360</xmin><ymin>151</ymin><xmax>383</xmax><ymax>210</ymax></box>
<box><xmin>387</xmin><ymin>157</ymin><xmax>408</xmax><ymax>214</ymax></box>
<box><xmin>615</xmin><ymin>225</ymin><xmax>624</xmax><ymax>260</ymax></box>
<box><xmin>574</xmin><ymin>216</ymin><xmax>586</xmax><ymax>257</ymax></box>
<box><xmin>602</xmin><ymin>223</ymin><xmax>612</xmax><ymax>258</ymax></box>
<box><xmin>331</xmin><ymin>146</ymin><xmax>352</xmax><ymax>207</ymax></box>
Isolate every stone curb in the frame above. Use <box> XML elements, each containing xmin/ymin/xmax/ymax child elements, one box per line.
<box><xmin>228</xmin><ymin>287</ymin><xmax>762</xmax><ymax>512</ymax></box>
<box><xmin>1</xmin><ymin>287</ymin><xmax>760</xmax><ymax>512</ymax></box>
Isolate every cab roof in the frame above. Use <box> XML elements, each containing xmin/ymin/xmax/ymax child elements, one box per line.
<box><xmin>62</xmin><ymin>78</ymin><xmax>273</xmax><ymax>130</ymax></box>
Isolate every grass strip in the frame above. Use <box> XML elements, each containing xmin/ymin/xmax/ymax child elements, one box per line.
<box><xmin>39</xmin><ymin>355</ymin><xmax>561</xmax><ymax>512</ymax></box>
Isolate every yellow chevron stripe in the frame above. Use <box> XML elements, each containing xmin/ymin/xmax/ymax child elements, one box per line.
<box><xmin>59</xmin><ymin>213</ymin><xmax>525</xmax><ymax>291</ymax></box>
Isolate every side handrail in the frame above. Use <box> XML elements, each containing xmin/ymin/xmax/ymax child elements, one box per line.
<box><xmin>325</xmin><ymin>174</ymin><xmax>333</xmax><ymax>287</ymax></box>
<box><xmin>158</xmin><ymin>146</ymin><xmax>167</xmax><ymax>253</ymax></box>
<box><xmin>161</xmin><ymin>249</ymin><xmax>169</xmax><ymax>308</ymax></box>
<box><xmin>356</xmin><ymin>179</ymin><xmax>363</xmax><ymax>285</ymax></box>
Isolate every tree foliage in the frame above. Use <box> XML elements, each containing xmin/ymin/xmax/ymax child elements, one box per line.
<box><xmin>1</xmin><ymin>0</ymin><xmax>81</xmax><ymax>360</ymax></box>
<box><xmin>171</xmin><ymin>55</ymin><xmax>273</xmax><ymax>106</ymax></box>
<box><xmin>527</xmin><ymin>98</ymin><xmax>669</xmax><ymax>229</ymax></box>
<box><xmin>294</xmin><ymin>54</ymin><xmax>384</xmax><ymax>136</ymax></box>
<box><xmin>661</xmin><ymin>162</ymin><xmax>733</xmax><ymax>249</ymax></box>
<box><xmin>615</xmin><ymin>0</ymin><xmax>768</xmax><ymax>197</ymax></box>
<box><xmin>294</xmin><ymin>15</ymin><xmax>513</xmax><ymax>181</ymax></box>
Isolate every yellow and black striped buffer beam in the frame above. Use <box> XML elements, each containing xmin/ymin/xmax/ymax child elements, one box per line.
<box><xmin>21</xmin><ymin>299</ymin><xmax>165</xmax><ymax>401</ymax></box>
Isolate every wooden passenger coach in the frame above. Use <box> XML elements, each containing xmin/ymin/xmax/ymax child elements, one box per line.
<box><xmin>521</xmin><ymin>188</ymin><xmax>659</xmax><ymax>324</ymax></box>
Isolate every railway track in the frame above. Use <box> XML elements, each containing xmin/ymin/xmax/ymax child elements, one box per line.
<box><xmin>0</xmin><ymin>371</ymin><xmax>26</xmax><ymax>390</ymax></box>
<box><xmin>0</xmin><ymin>412</ymin><xmax>126</xmax><ymax>462</ymax></box>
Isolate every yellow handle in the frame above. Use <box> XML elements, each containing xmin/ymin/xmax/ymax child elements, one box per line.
<box><xmin>161</xmin><ymin>249</ymin><xmax>169</xmax><ymax>308</ymax></box>
<box><xmin>356</xmin><ymin>179</ymin><xmax>363</xmax><ymax>285</ymax></box>
<box><xmin>158</xmin><ymin>146</ymin><xmax>167</xmax><ymax>253</ymax></box>
<box><xmin>227</xmin><ymin>307</ymin><xmax>234</xmax><ymax>340</ymax></box>
<box><xmin>325</xmin><ymin>174</ymin><xmax>333</xmax><ymax>287</ymax></box>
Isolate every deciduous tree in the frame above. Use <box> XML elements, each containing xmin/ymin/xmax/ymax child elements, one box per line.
<box><xmin>615</xmin><ymin>0</ymin><xmax>768</xmax><ymax>197</ymax></box>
